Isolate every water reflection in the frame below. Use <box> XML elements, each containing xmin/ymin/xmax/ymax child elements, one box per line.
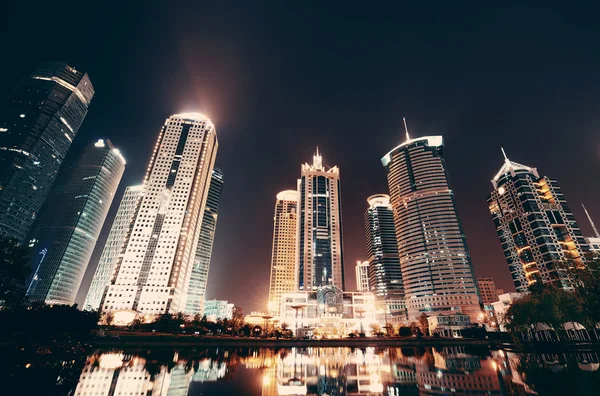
<box><xmin>11</xmin><ymin>346</ymin><xmax>600</xmax><ymax>395</ymax></box>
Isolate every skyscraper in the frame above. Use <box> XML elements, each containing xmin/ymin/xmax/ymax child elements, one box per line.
<box><xmin>267</xmin><ymin>190</ymin><xmax>298</xmax><ymax>315</ymax></box>
<box><xmin>487</xmin><ymin>150</ymin><xmax>589</xmax><ymax>292</ymax></box>
<box><xmin>26</xmin><ymin>139</ymin><xmax>125</xmax><ymax>305</ymax></box>
<box><xmin>184</xmin><ymin>167</ymin><xmax>224</xmax><ymax>316</ymax></box>
<box><xmin>297</xmin><ymin>149</ymin><xmax>345</xmax><ymax>291</ymax></box>
<box><xmin>100</xmin><ymin>113</ymin><xmax>217</xmax><ymax>316</ymax></box>
<box><xmin>0</xmin><ymin>62</ymin><xmax>94</xmax><ymax>243</ymax></box>
<box><xmin>83</xmin><ymin>185</ymin><xmax>144</xmax><ymax>311</ymax></box>
<box><xmin>364</xmin><ymin>194</ymin><xmax>404</xmax><ymax>299</ymax></box>
<box><xmin>382</xmin><ymin>134</ymin><xmax>480</xmax><ymax>321</ymax></box>
<box><xmin>355</xmin><ymin>260</ymin><xmax>370</xmax><ymax>292</ymax></box>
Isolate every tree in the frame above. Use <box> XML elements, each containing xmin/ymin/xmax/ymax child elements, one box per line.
<box><xmin>104</xmin><ymin>311</ymin><xmax>115</xmax><ymax>326</ymax></box>
<box><xmin>230</xmin><ymin>305</ymin><xmax>244</xmax><ymax>331</ymax></box>
<box><xmin>369</xmin><ymin>323</ymin><xmax>381</xmax><ymax>335</ymax></box>
<box><xmin>0</xmin><ymin>237</ymin><xmax>31</xmax><ymax>307</ymax></box>
<box><xmin>384</xmin><ymin>323</ymin><xmax>394</xmax><ymax>336</ymax></box>
<box><xmin>418</xmin><ymin>313</ymin><xmax>429</xmax><ymax>336</ymax></box>
<box><xmin>561</xmin><ymin>255</ymin><xmax>600</xmax><ymax>332</ymax></box>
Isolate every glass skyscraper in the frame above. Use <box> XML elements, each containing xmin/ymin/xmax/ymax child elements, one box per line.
<box><xmin>297</xmin><ymin>149</ymin><xmax>345</xmax><ymax>291</ymax></box>
<box><xmin>184</xmin><ymin>167</ymin><xmax>224</xmax><ymax>316</ymax></box>
<box><xmin>27</xmin><ymin>139</ymin><xmax>125</xmax><ymax>305</ymax></box>
<box><xmin>83</xmin><ymin>185</ymin><xmax>144</xmax><ymax>311</ymax></box>
<box><xmin>382</xmin><ymin>135</ymin><xmax>480</xmax><ymax>321</ymax></box>
<box><xmin>0</xmin><ymin>61</ymin><xmax>94</xmax><ymax>243</ymax></box>
<box><xmin>487</xmin><ymin>151</ymin><xmax>590</xmax><ymax>292</ymax></box>
<box><xmin>100</xmin><ymin>113</ymin><xmax>218</xmax><ymax>316</ymax></box>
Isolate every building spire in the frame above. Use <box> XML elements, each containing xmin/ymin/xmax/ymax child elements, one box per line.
<box><xmin>583</xmin><ymin>204</ymin><xmax>600</xmax><ymax>239</ymax></box>
<box><xmin>313</xmin><ymin>147</ymin><xmax>323</xmax><ymax>169</ymax></box>
<box><xmin>501</xmin><ymin>147</ymin><xmax>508</xmax><ymax>161</ymax></box>
<box><xmin>403</xmin><ymin>117</ymin><xmax>410</xmax><ymax>141</ymax></box>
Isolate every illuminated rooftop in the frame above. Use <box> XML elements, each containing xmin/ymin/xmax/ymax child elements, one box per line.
<box><xmin>491</xmin><ymin>148</ymin><xmax>538</xmax><ymax>188</ymax></box>
<box><xmin>276</xmin><ymin>190</ymin><xmax>298</xmax><ymax>201</ymax></box>
<box><xmin>381</xmin><ymin>136</ymin><xmax>443</xmax><ymax>167</ymax></box>
<box><xmin>367</xmin><ymin>194</ymin><xmax>391</xmax><ymax>208</ymax></box>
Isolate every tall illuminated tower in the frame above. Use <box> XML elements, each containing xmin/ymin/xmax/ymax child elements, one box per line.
<box><xmin>83</xmin><ymin>185</ymin><xmax>144</xmax><ymax>311</ymax></box>
<box><xmin>184</xmin><ymin>167</ymin><xmax>224</xmax><ymax>316</ymax></box>
<box><xmin>26</xmin><ymin>139</ymin><xmax>125</xmax><ymax>305</ymax></box>
<box><xmin>0</xmin><ymin>61</ymin><xmax>94</xmax><ymax>242</ymax></box>
<box><xmin>382</xmin><ymin>128</ymin><xmax>480</xmax><ymax>321</ymax></box>
<box><xmin>487</xmin><ymin>150</ymin><xmax>589</xmax><ymax>292</ymax></box>
<box><xmin>100</xmin><ymin>113</ymin><xmax>218</xmax><ymax>316</ymax></box>
<box><xmin>267</xmin><ymin>190</ymin><xmax>298</xmax><ymax>315</ymax></box>
<box><xmin>297</xmin><ymin>149</ymin><xmax>345</xmax><ymax>290</ymax></box>
<box><xmin>355</xmin><ymin>260</ymin><xmax>370</xmax><ymax>292</ymax></box>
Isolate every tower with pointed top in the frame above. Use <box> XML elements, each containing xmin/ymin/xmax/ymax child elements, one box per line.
<box><xmin>488</xmin><ymin>150</ymin><xmax>589</xmax><ymax>292</ymax></box>
<box><xmin>297</xmin><ymin>149</ymin><xmax>345</xmax><ymax>290</ymax></box>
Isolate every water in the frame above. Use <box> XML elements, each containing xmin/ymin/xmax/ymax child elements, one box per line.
<box><xmin>3</xmin><ymin>345</ymin><xmax>600</xmax><ymax>395</ymax></box>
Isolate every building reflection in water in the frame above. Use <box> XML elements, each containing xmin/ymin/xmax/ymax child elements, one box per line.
<box><xmin>67</xmin><ymin>347</ymin><xmax>600</xmax><ymax>395</ymax></box>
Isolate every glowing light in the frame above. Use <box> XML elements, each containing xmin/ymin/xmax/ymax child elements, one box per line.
<box><xmin>498</xmin><ymin>186</ymin><xmax>505</xmax><ymax>195</ymax></box>
<box><xmin>19</xmin><ymin>114</ymin><xmax>25</xmax><ymax>118</ymax></box>
<box><xmin>99</xmin><ymin>353</ymin><xmax>124</xmax><ymax>369</ymax></box>
<box><xmin>95</xmin><ymin>139</ymin><xmax>105</xmax><ymax>147</ymax></box>
<box><xmin>262</xmin><ymin>375</ymin><xmax>272</xmax><ymax>386</ymax></box>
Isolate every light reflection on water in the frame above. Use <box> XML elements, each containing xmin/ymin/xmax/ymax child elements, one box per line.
<box><xmin>7</xmin><ymin>346</ymin><xmax>600</xmax><ymax>395</ymax></box>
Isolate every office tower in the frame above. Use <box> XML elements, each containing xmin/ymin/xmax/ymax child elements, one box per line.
<box><xmin>185</xmin><ymin>167</ymin><xmax>224</xmax><ymax>316</ymax></box>
<box><xmin>0</xmin><ymin>62</ymin><xmax>94</xmax><ymax>243</ymax></box>
<box><xmin>267</xmin><ymin>190</ymin><xmax>298</xmax><ymax>315</ymax></box>
<box><xmin>297</xmin><ymin>149</ymin><xmax>345</xmax><ymax>290</ymax></box>
<box><xmin>26</xmin><ymin>139</ymin><xmax>125</xmax><ymax>305</ymax></box>
<box><xmin>100</xmin><ymin>113</ymin><xmax>218</xmax><ymax>316</ymax></box>
<box><xmin>83</xmin><ymin>185</ymin><xmax>144</xmax><ymax>311</ymax></box>
<box><xmin>487</xmin><ymin>150</ymin><xmax>590</xmax><ymax>292</ymax></box>
<box><xmin>355</xmin><ymin>260</ymin><xmax>370</xmax><ymax>291</ymax></box>
<box><xmin>364</xmin><ymin>194</ymin><xmax>404</xmax><ymax>299</ymax></box>
<box><xmin>382</xmin><ymin>133</ymin><xmax>480</xmax><ymax>321</ymax></box>
<box><xmin>477</xmin><ymin>277</ymin><xmax>501</xmax><ymax>304</ymax></box>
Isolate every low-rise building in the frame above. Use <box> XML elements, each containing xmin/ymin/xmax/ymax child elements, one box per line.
<box><xmin>427</xmin><ymin>314</ymin><xmax>471</xmax><ymax>338</ymax></box>
<box><xmin>278</xmin><ymin>285</ymin><xmax>377</xmax><ymax>337</ymax></box>
<box><xmin>491</xmin><ymin>293</ymin><xmax>524</xmax><ymax>332</ymax></box>
<box><xmin>204</xmin><ymin>299</ymin><xmax>234</xmax><ymax>321</ymax></box>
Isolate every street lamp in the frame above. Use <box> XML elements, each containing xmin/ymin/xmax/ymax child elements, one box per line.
<box><xmin>290</xmin><ymin>305</ymin><xmax>307</xmax><ymax>338</ymax></box>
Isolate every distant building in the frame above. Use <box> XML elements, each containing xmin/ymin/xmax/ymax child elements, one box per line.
<box><xmin>427</xmin><ymin>313</ymin><xmax>471</xmax><ymax>338</ymax></box>
<box><xmin>267</xmin><ymin>190</ymin><xmax>298</xmax><ymax>315</ymax></box>
<box><xmin>26</xmin><ymin>139</ymin><xmax>125</xmax><ymax>305</ymax></box>
<box><xmin>297</xmin><ymin>149</ymin><xmax>344</xmax><ymax>291</ymax></box>
<box><xmin>488</xmin><ymin>150</ymin><xmax>590</xmax><ymax>292</ymax></box>
<box><xmin>100</xmin><ymin>113</ymin><xmax>217</xmax><ymax>317</ymax></box>
<box><xmin>477</xmin><ymin>277</ymin><xmax>501</xmax><ymax>305</ymax></box>
<box><xmin>355</xmin><ymin>261</ymin><xmax>370</xmax><ymax>292</ymax></box>
<box><xmin>83</xmin><ymin>185</ymin><xmax>144</xmax><ymax>311</ymax></box>
<box><xmin>491</xmin><ymin>292</ymin><xmax>524</xmax><ymax>332</ymax></box>
<box><xmin>278</xmin><ymin>285</ymin><xmax>376</xmax><ymax>337</ymax></box>
<box><xmin>382</xmin><ymin>134</ymin><xmax>480</xmax><ymax>321</ymax></box>
<box><xmin>204</xmin><ymin>299</ymin><xmax>234</xmax><ymax>320</ymax></box>
<box><xmin>0</xmin><ymin>61</ymin><xmax>94</xmax><ymax>242</ymax></box>
<box><xmin>588</xmin><ymin>238</ymin><xmax>600</xmax><ymax>253</ymax></box>
<box><xmin>185</xmin><ymin>167</ymin><xmax>224</xmax><ymax>316</ymax></box>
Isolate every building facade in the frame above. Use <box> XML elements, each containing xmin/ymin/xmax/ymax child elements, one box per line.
<box><xmin>267</xmin><ymin>190</ymin><xmax>298</xmax><ymax>315</ymax></box>
<box><xmin>278</xmin><ymin>285</ymin><xmax>376</xmax><ymax>337</ymax></box>
<box><xmin>184</xmin><ymin>167</ymin><xmax>224</xmax><ymax>316</ymax></box>
<box><xmin>382</xmin><ymin>135</ymin><xmax>481</xmax><ymax>321</ymax></box>
<box><xmin>204</xmin><ymin>299</ymin><xmax>234</xmax><ymax>321</ymax></box>
<box><xmin>297</xmin><ymin>149</ymin><xmax>345</xmax><ymax>291</ymax></box>
<box><xmin>477</xmin><ymin>277</ymin><xmax>501</xmax><ymax>305</ymax></box>
<box><xmin>588</xmin><ymin>238</ymin><xmax>600</xmax><ymax>253</ymax></box>
<box><xmin>487</xmin><ymin>151</ymin><xmax>590</xmax><ymax>292</ymax></box>
<box><xmin>83</xmin><ymin>185</ymin><xmax>144</xmax><ymax>311</ymax></box>
<box><xmin>100</xmin><ymin>113</ymin><xmax>218</xmax><ymax>317</ymax></box>
<box><xmin>0</xmin><ymin>62</ymin><xmax>94</xmax><ymax>242</ymax></box>
<box><xmin>26</xmin><ymin>139</ymin><xmax>125</xmax><ymax>305</ymax></box>
<box><xmin>355</xmin><ymin>260</ymin><xmax>370</xmax><ymax>292</ymax></box>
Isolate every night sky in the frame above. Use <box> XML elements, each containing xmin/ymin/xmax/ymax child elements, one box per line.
<box><xmin>2</xmin><ymin>3</ymin><xmax>599</xmax><ymax>313</ymax></box>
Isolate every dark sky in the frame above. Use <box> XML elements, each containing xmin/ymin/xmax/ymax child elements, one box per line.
<box><xmin>2</xmin><ymin>2</ymin><xmax>599</xmax><ymax>313</ymax></box>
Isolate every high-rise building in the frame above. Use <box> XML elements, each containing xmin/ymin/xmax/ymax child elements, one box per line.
<box><xmin>267</xmin><ymin>190</ymin><xmax>298</xmax><ymax>315</ymax></box>
<box><xmin>382</xmin><ymin>134</ymin><xmax>480</xmax><ymax>321</ymax></box>
<box><xmin>487</xmin><ymin>150</ymin><xmax>589</xmax><ymax>292</ymax></box>
<box><xmin>0</xmin><ymin>62</ymin><xmax>94</xmax><ymax>243</ymax></box>
<box><xmin>204</xmin><ymin>299</ymin><xmax>234</xmax><ymax>321</ymax></box>
<box><xmin>477</xmin><ymin>277</ymin><xmax>501</xmax><ymax>305</ymax></box>
<box><xmin>26</xmin><ymin>139</ymin><xmax>125</xmax><ymax>305</ymax></box>
<box><xmin>355</xmin><ymin>260</ymin><xmax>370</xmax><ymax>291</ymax></box>
<box><xmin>297</xmin><ymin>149</ymin><xmax>345</xmax><ymax>291</ymax></box>
<box><xmin>364</xmin><ymin>194</ymin><xmax>404</xmax><ymax>299</ymax></box>
<box><xmin>184</xmin><ymin>167</ymin><xmax>224</xmax><ymax>316</ymax></box>
<box><xmin>582</xmin><ymin>204</ymin><xmax>600</xmax><ymax>254</ymax></box>
<box><xmin>100</xmin><ymin>113</ymin><xmax>217</xmax><ymax>316</ymax></box>
<box><xmin>83</xmin><ymin>185</ymin><xmax>144</xmax><ymax>311</ymax></box>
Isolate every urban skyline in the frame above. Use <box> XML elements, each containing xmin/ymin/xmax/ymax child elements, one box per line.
<box><xmin>1</xmin><ymin>4</ymin><xmax>600</xmax><ymax>314</ymax></box>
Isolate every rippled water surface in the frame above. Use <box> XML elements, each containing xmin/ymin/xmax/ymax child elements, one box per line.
<box><xmin>4</xmin><ymin>345</ymin><xmax>600</xmax><ymax>395</ymax></box>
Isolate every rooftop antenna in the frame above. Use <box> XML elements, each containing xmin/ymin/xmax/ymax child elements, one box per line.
<box><xmin>403</xmin><ymin>117</ymin><xmax>410</xmax><ymax>141</ymax></box>
<box><xmin>582</xmin><ymin>204</ymin><xmax>600</xmax><ymax>239</ymax></box>
<box><xmin>501</xmin><ymin>147</ymin><xmax>509</xmax><ymax>161</ymax></box>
